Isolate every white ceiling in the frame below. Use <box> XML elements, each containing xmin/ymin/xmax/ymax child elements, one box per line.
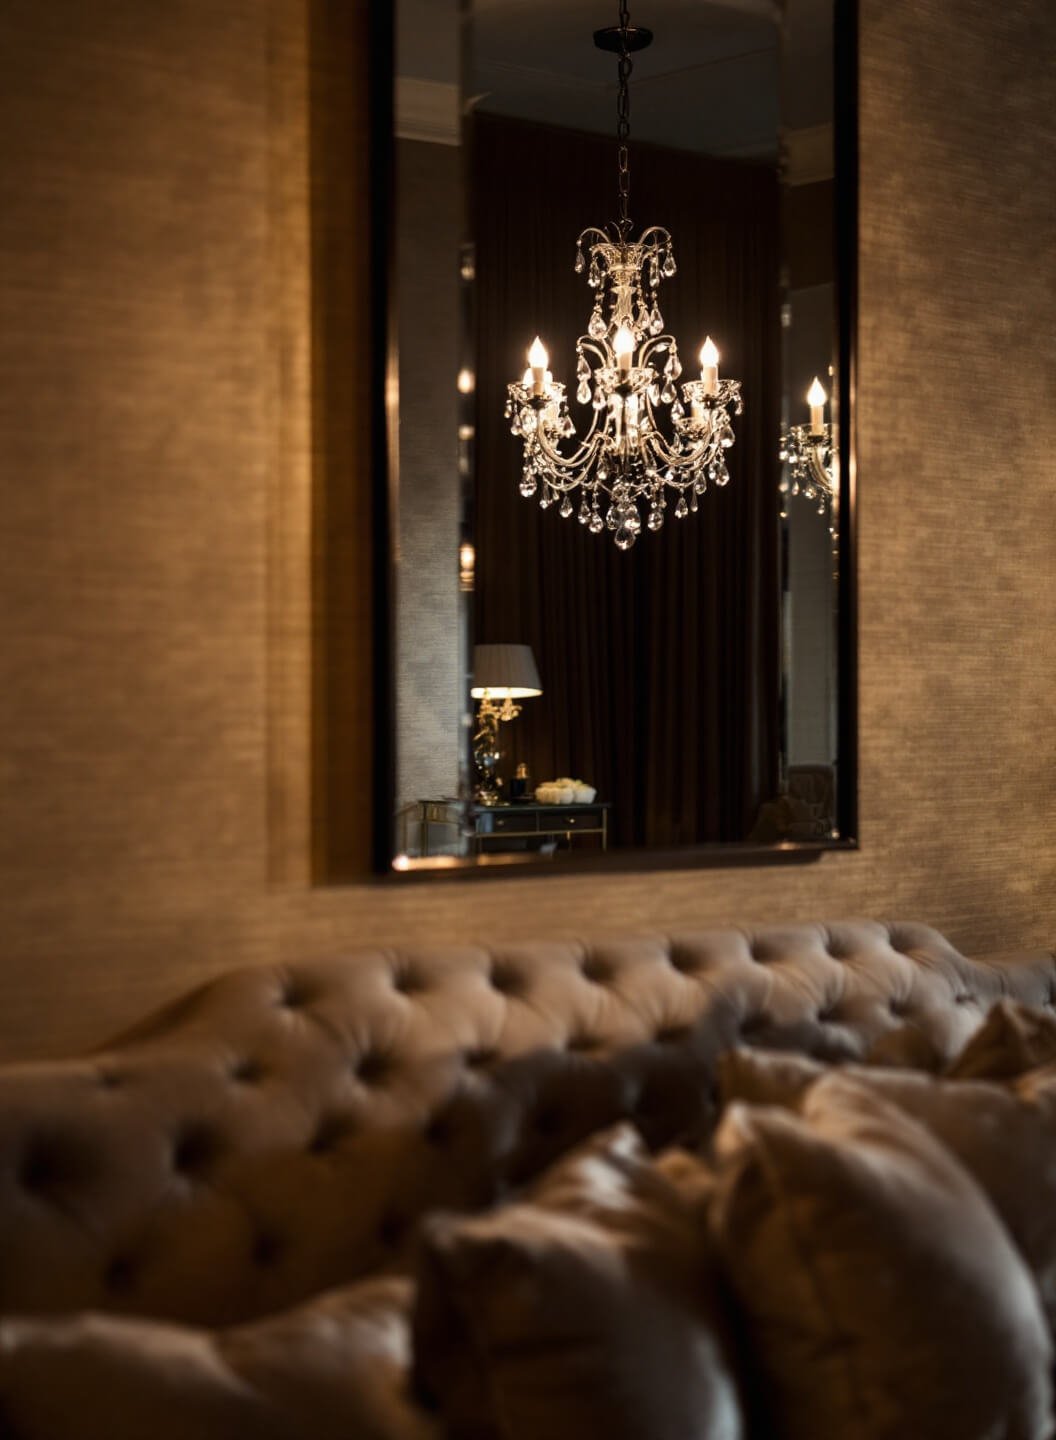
<box><xmin>397</xmin><ymin>0</ymin><xmax>834</xmax><ymax>161</ymax></box>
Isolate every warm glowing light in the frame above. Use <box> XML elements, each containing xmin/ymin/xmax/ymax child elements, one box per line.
<box><xmin>522</xmin><ymin>367</ymin><xmax>533</xmax><ymax>388</ymax></box>
<box><xmin>699</xmin><ymin>336</ymin><xmax>719</xmax><ymax>368</ymax></box>
<box><xmin>528</xmin><ymin>336</ymin><xmax>548</xmax><ymax>369</ymax></box>
<box><xmin>613</xmin><ymin>324</ymin><xmax>636</xmax><ymax>362</ymax></box>
<box><xmin>807</xmin><ymin>377</ymin><xmax>827</xmax><ymax>407</ymax></box>
<box><xmin>457</xmin><ymin>368</ymin><xmax>475</xmax><ymax>394</ymax></box>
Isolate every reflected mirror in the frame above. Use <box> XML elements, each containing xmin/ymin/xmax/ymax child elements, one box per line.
<box><xmin>387</xmin><ymin>0</ymin><xmax>856</xmax><ymax>871</ymax></box>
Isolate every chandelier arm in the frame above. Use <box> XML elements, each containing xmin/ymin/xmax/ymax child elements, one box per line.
<box><xmin>531</xmin><ymin>422</ymin><xmax>606</xmax><ymax>475</ymax></box>
<box><xmin>805</xmin><ymin>440</ymin><xmax>835</xmax><ymax>496</ymax></box>
<box><xmin>639</xmin><ymin>334</ymin><xmax>674</xmax><ymax>366</ymax></box>
<box><xmin>577</xmin><ymin>336</ymin><xmax>611</xmax><ymax>367</ymax></box>
<box><xmin>578</xmin><ymin>226</ymin><xmax>610</xmax><ymax>249</ymax></box>
<box><xmin>635</xmin><ymin>225</ymin><xmax>672</xmax><ymax>249</ymax></box>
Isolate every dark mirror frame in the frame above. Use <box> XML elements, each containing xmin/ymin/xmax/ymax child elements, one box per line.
<box><xmin>371</xmin><ymin>0</ymin><xmax>858</xmax><ymax>879</ymax></box>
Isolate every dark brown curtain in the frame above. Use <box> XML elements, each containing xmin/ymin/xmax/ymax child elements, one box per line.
<box><xmin>472</xmin><ymin>113</ymin><xmax>780</xmax><ymax>846</ymax></box>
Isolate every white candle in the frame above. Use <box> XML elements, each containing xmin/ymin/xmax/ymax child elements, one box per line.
<box><xmin>699</xmin><ymin>336</ymin><xmax>719</xmax><ymax>397</ymax></box>
<box><xmin>528</xmin><ymin>336</ymin><xmax>548</xmax><ymax>397</ymax></box>
<box><xmin>614</xmin><ymin>324</ymin><xmax>635</xmax><ymax>377</ymax></box>
<box><xmin>807</xmin><ymin>376</ymin><xmax>827</xmax><ymax>434</ymax></box>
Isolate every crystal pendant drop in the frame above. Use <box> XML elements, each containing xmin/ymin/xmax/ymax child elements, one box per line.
<box><xmin>615</xmin><ymin>524</ymin><xmax>637</xmax><ymax>550</ymax></box>
<box><xmin>588</xmin><ymin>511</ymin><xmax>604</xmax><ymax>534</ymax></box>
<box><xmin>578</xmin><ymin>499</ymin><xmax>591</xmax><ymax>524</ymax></box>
<box><xmin>647</xmin><ymin>507</ymin><xmax>663</xmax><ymax>532</ymax></box>
<box><xmin>577</xmin><ymin>381</ymin><xmax>591</xmax><ymax>405</ymax></box>
<box><xmin>588</xmin><ymin>309</ymin><xmax>606</xmax><ymax>340</ymax></box>
<box><xmin>559</xmin><ymin>495</ymin><xmax>574</xmax><ymax>518</ymax></box>
<box><xmin>675</xmin><ymin>495</ymin><xmax>689</xmax><ymax>518</ymax></box>
<box><xmin>715</xmin><ymin>461</ymin><xmax>730</xmax><ymax>486</ymax></box>
<box><xmin>520</xmin><ymin>474</ymin><xmax>537</xmax><ymax>498</ymax></box>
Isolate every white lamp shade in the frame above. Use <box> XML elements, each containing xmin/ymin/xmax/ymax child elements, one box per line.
<box><xmin>470</xmin><ymin>644</ymin><xmax>542</xmax><ymax>699</ymax></box>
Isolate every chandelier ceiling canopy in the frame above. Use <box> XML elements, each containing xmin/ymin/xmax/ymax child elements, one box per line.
<box><xmin>505</xmin><ymin>1</ymin><xmax>743</xmax><ymax>550</ymax></box>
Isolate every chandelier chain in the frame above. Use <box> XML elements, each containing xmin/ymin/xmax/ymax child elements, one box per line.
<box><xmin>616</xmin><ymin>2</ymin><xmax>632</xmax><ymax>235</ymax></box>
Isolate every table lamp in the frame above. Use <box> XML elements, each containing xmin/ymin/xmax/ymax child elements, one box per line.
<box><xmin>470</xmin><ymin>644</ymin><xmax>542</xmax><ymax>804</ymax></box>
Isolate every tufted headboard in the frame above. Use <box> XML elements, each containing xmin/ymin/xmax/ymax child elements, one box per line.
<box><xmin>0</xmin><ymin>920</ymin><xmax>1053</xmax><ymax>1329</ymax></box>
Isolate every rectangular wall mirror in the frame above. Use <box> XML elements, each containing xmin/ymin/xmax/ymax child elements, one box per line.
<box><xmin>382</xmin><ymin>0</ymin><xmax>857</xmax><ymax>874</ymax></box>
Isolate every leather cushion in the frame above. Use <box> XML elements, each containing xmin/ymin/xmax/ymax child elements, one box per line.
<box><xmin>719</xmin><ymin>1044</ymin><xmax>1056</xmax><ymax>1337</ymax></box>
<box><xmin>413</xmin><ymin>1123</ymin><xmax>745</xmax><ymax>1440</ymax></box>
<box><xmin>945</xmin><ymin>998</ymin><xmax>1056</xmax><ymax>1080</ymax></box>
<box><xmin>0</xmin><ymin>1276</ymin><xmax>437</xmax><ymax>1440</ymax></box>
<box><xmin>709</xmin><ymin>1074</ymin><xmax>1052</xmax><ymax>1440</ymax></box>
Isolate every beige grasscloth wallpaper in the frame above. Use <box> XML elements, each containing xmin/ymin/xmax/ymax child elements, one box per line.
<box><xmin>0</xmin><ymin>0</ymin><xmax>1053</xmax><ymax>1061</ymax></box>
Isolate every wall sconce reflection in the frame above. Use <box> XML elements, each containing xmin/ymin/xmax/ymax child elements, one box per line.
<box><xmin>780</xmin><ymin>376</ymin><xmax>836</xmax><ymax>523</ymax></box>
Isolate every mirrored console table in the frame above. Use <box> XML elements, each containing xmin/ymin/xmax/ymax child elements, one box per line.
<box><xmin>398</xmin><ymin>800</ymin><xmax>611</xmax><ymax>858</ymax></box>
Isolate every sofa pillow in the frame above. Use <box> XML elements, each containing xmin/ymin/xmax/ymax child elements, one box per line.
<box><xmin>413</xmin><ymin>1123</ymin><xmax>745</xmax><ymax>1440</ymax></box>
<box><xmin>708</xmin><ymin>1074</ymin><xmax>1052</xmax><ymax>1440</ymax></box>
<box><xmin>945</xmin><ymin>998</ymin><xmax>1056</xmax><ymax>1080</ymax></box>
<box><xmin>719</xmin><ymin>1044</ymin><xmax>1056</xmax><ymax>1337</ymax></box>
<box><xmin>0</xmin><ymin>1275</ymin><xmax>437</xmax><ymax>1440</ymax></box>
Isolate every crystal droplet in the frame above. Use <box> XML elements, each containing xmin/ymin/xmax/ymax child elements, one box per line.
<box><xmin>577</xmin><ymin>354</ymin><xmax>590</xmax><ymax>380</ymax></box>
<box><xmin>675</xmin><ymin>495</ymin><xmax>689</xmax><ymax>519</ymax></box>
<box><xmin>605</xmin><ymin>505</ymin><xmax>618</xmax><ymax>530</ymax></box>
<box><xmin>578</xmin><ymin>499</ymin><xmax>591</xmax><ymax>524</ymax></box>
<box><xmin>647</xmin><ymin>507</ymin><xmax>664</xmax><ymax>532</ymax></box>
<box><xmin>662</xmin><ymin>253</ymin><xmax>676</xmax><ymax>278</ymax></box>
<box><xmin>661</xmin><ymin>381</ymin><xmax>676</xmax><ymax>404</ymax></box>
<box><xmin>577</xmin><ymin>381</ymin><xmax>591</xmax><ymax>405</ymax></box>
<box><xmin>574</xmin><ymin>247</ymin><xmax>585</xmax><ymax>274</ymax></box>
<box><xmin>715</xmin><ymin>462</ymin><xmax>730</xmax><ymax>486</ymax></box>
<box><xmin>588</xmin><ymin>310</ymin><xmax>606</xmax><ymax>340</ymax></box>
<box><xmin>694</xmin><ymin>475</ymin><xmax>707</xmax><ymax>495</ymax></box>
<box><xmin>559</xmin><ymin>496</ymin><xmax>573</xmax><ymax>518</ymax></box>
<box><xmin>615</xmin><ymin>524</ymin><xmax>637</xmax><ymax>551</ymax></box>
<box><xmin>650</xmin><ymin>309</ymin><xmax>663</xmax><ymax>336</ymax></box>
<box><xmin>589</xmin><ymin>512</ymin><xmax>604</xmax><ymax>534</ymax></box>
<box><xmin>690</xmin><ymin>493</ymin><xmax>699</xmax><ymax>512</ymax></box>
<box><xmin>592</xmin><ymin>390</ymin><xmax>605</xmax><ymax>410</ymax></box>
<box><xmin>520</xmin><ymin>474</ymin><xmax>537</xmax><ymax>497</ymax></box>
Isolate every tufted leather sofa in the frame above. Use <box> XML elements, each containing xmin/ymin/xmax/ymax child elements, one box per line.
<box><xmin>1</xmin><ymin>919</ymin><xmax>1054</xmax><ymax>1336</ymax></box>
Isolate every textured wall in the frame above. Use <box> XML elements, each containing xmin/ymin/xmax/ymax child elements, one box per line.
<box><xmin>0</xmin><ymin>0</ymin><xmax>1053</xmax><ymax>1062</ymax></box>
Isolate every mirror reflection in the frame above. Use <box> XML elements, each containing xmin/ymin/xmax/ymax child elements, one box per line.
<box><xmin>393</xmin><ymin>0</ymin><xmax>848</xmax><ymax>866</ymax></box>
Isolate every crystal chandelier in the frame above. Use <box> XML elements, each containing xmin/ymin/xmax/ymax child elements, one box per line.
<box><xmin>779</xmin><ymin>376</ymin><xmax>836</xmax><ymax>518</ymax></box>
<box><xmin>504</xmin><ymin>2</ymin><xmax>743</xmax><ymax>550</ymax></box>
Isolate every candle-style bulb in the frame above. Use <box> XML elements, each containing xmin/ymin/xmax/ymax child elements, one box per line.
<box><xmin>522</xmin><ymin>367</ymin><xmax>534</xmax><ymax>388</ymax></box>
<box><xmin>528</xmin><ymin>336</ymin><xmax>549</xmax><ymax>397</ymax></box>
<box><xmin>613</xmin><ymin>325</ymin><xmax>636</xmax><ymax>364</ymax></box>
<box><xmin>699</xmin><ymin>336</ymin><xmax>719</xmax><ymax>396</ymax></box>
<box><xmin>807</xmin><ymin>376</ymin><xmax>827</xmax><ymax>434</ymax></box>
